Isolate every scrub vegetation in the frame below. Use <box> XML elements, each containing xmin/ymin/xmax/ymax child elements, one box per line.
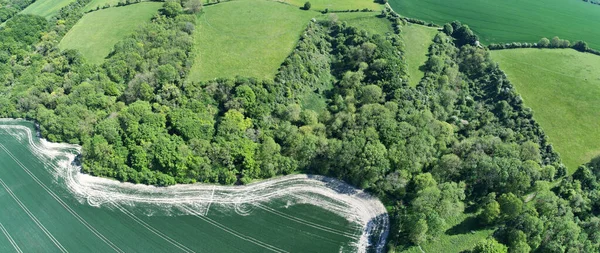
<box><xmin>0</xmin><ymin>0</ymin><xmax>34</xmax><ymax>22</ymax></box>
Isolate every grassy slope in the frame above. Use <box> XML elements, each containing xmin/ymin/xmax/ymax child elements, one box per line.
<box><xmin>21</xmin><ymin>0</ymin><xmax>76</xmax><ymax>18</ymax></box>
<box><xmin>59</xmin><ymin>3</ymin><xmax>162</xmax><ymax>64</ymax></box>
<box><xmin>336</xmin><ymin>12</ymin><xmax>392</xmax><ymax>35</ymax></box>
<box><xmin>401</xmin><ymin>24</ymin><xmax>437</xmax><ymax>87</ymax></box>
<box><xmin>283</xmin><ymin>0</ymin><xmax>382</xmax><ymax>11</ymax></box>
<box><xmin>189</xmin><ymin>0</ymin><xmax>316</xmax><ymax>82</ymax></box>
<box><xmin>390</xmin><ymin>0</ymin><xmax>600</xmax><ymax>49</ymax></box>
<box><xmin>492</xmin><ymin>48</ymin><xmax>600</xmax><ymax>172</ymax></box>
<box><xmin>84</xmin><ymin>0</ymin><xmax>122</xmax><ymax>11</ymax></box>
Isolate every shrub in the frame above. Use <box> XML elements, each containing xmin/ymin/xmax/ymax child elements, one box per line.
<box><xmin>303</xmin><ymin>1</ymin><xmax>311</xmax><ymax>10</ymax></box>
<box><xmin>573</xmin><ymin>40</ymin><xmax>588</xmax><ymax>52</ymax></box>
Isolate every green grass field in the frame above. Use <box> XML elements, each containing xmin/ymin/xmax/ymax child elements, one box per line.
<box><xmin>335</xmin><ymin>12</ymin><xmax>393</xmax><ymax>35</ymax></box>
<box><xmin>84</xmin><ymin>0</ymin><xmax>122</xmax><ymax>12</ymax></box>
<box><xmin>283</xmin><ymin>0</ymin><xmax>382</xmax><ymax>11</ymax></box>
<box><xmin>389</xmin><ymin>0</ymin><xmax>600</xmax><ymax>50</ymax></box>
<box><xmin>401</xmin><ymin>24</ymin><xmax>438</xmax><ymax>86</ymax></box>
<box><xmin>189</xmin><ymin>0</ymin><xmax>316</xmax><ymax>82</ymax></box>
<box><xmin>492</xmin><ymin>48</ymin><xmax>600</xmax><ymax>172</ymax></box>
<box><xmin>20</xmin><ymin>0</ymin><xmax>77</xmax><ymax>18</ymax></box>
<box><xmin>59</xmin><ymin>3</ymin><xmax>162</xmax><ymax>64</ymax></box>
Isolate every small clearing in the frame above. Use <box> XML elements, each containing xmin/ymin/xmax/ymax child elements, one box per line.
<box><xmin>59</xmin><ymin>3</ymin><xmax>162</xmax><ymax>64</ymax></box>
<box><xmin>401</xmin><ymin>24</ymin><xmax>438</xmax><ymax>87</ymax></box>
<box><xmin>336</xmin><ymin>12</ymin><xmax>393</xmax><ymax>35</ymax></box>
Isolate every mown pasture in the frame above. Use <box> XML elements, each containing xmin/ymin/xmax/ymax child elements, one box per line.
<box><xmin>389</xmin><ymin>0</ymin><xmax>600</xmax><ymax>49</ymax></box>
<box><xmin>59</xmin><ymin>3</ymin><xmax>162</xmax><ymax>64</ymax></box>
<box><xmin>20</xmin><ymin>0</ymin><xmax>77</xmax><ymax>18</ymax></box>
<box><xmin>189</xmin><ymin>0</ymin><xmax>316</xmax><ymax>82</ymax></box>
<box><xmin>401</xmin><ymin>24</ymin><xmax>438</xmax><ymax>87</ymax></box>
<box><xmin>491</xmin><ymin>48</ymin><xmax>600</xmax><ymax>172</ymax></box>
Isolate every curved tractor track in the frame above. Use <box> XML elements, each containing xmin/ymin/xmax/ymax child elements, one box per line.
<box><xmin>0</xmin><ymin>119</ymin><xmax>389</xmax><ymax>253</ymax></box>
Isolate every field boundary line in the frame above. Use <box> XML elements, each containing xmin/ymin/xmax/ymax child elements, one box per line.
<box><xmin>0</xmin><ymin>222</ymin><xmax>22</xmax><ymax>253</ymax></box>
<box><xmin>0</xmin><ymin>178</ymin><xmax>67</xmax><ymax>253</ymax></box>
<box><xmin>0</xmin><ymin>144</ymin><xmax>123</xmax><ymax>253</ymax></box>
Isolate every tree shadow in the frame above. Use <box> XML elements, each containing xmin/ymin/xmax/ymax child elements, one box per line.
<box><xmin>446</xmin><ymin>215</ymin><xmax>479</xmax><ymax>235</ymax></box>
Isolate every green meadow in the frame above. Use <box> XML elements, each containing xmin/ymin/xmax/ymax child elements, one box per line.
<box><xmin>401</xmin><ymin>24</ymin><xmax>438</xmax><ymax>86</ymax></box>
<box><xmin>335</xmin><ymin>12</ymin><xmax>393</xmax><ymax>35</ymax></box>
<box><xmin>20</xmin><ymin>0</ymin><xmax>77</xmax><ymax>18</ymax></box>
<box><xmin>189</xmin><ymin>0</ymin><xmax>316</xmax><ymax>82</ymax></box>
<box><xmin>284</xmin><ymin>0</ymin><xmax>382</xmax><ymax>11</ymax></box>
<box><xmin>492</xmin><ymin>48</ymin><xmax>600</xmax><ymax>172</ymax></box>
<box><xmin>390</xmin><ymin>0</ymin><xmax>600</xmax><ymax>49</ymax></box>
<box><xmin>59</xmin><ymin>3</ymin><xmax>162</xmax><ymax>64</ymax></box>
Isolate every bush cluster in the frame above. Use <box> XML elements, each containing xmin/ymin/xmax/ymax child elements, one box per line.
<box><xmin>488</xmin><ymin>36</ymin><xmax>600</xmax><ymax>56</ymax></box>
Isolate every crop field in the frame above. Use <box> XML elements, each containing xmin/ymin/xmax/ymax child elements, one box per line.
<box><xmin>283</xmin><ymin>0</ymin><xmax>382</xmax><ymax>11</ymax></box>
<box><xmin>0</xmin><ymin>120</ymin><xmax>387</xmax><ymax>252</ymax></box>
<box><xmin>59</xmin><ymin>3</ymin><xmax>162</xmax><ymax>65</ymax></box>
<box><xmin>389</xmin><ymin>0</ymin><xmax>600</xmax><ymax>49</ymax></box>
<box><xmin>189</xmin><ymin>0</ymin><xmax>316</xmax><ymax>82</ymax></box>
<box><xmin>20</xmin><ymin>0</ymin><xmax>77</xmax><ymax>18</ymax></box>
<box><xmin>401</xmin><ymin>24</ymin><xmax>438</xmax><ymax>86</ymax></box>
<box><xmin>491</xmin><ymin>48</ymin><xmax>600</xmax><ymax>172</ymax></box>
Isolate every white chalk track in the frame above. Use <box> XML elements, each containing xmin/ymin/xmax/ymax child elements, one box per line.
<box><xmin>0</xmin><ymin>119</ymin><xmax>389</xmax><ymax>253</ymax></box>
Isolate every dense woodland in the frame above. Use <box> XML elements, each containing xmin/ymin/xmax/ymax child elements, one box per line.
<box><xmin>0</xmin><ymin>0</ymin><xmax>33</xmax><ymax>22</ymax></box>
<box><xmin>1</xmin><ymin>0</ymin><xmax>600</xmax><ymax>252</ymax></box>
